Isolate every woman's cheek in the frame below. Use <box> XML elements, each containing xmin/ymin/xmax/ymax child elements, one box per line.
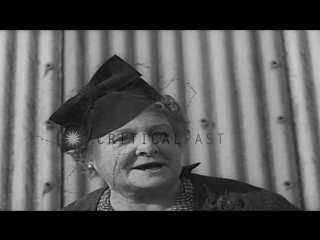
<box><xmin>115</xmin><ymin>144</ymin><xmax>137</xmax><ymax>169</ymax></box>
<box><xmin>158</xmin><ymin>142</ymin><xmax>182</xmax><ymax>159</ymax></box>
<box><xmin>92</xmin><ymin>145</ymin><xmax>117</xmax><ymax>178</ymax></box>
<box><xmin>103</xmin><ymin>144</ymin><xmax>136</xmax><ymax>171</ymax></box>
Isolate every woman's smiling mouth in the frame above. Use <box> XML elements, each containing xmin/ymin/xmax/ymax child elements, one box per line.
<box><xmin>132</xmin><ymin>162</ymin><xmax>164</xmax><ymax>171</ymax></box>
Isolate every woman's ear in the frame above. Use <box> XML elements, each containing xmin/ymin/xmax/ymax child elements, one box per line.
<box><xmin>93</xmin><ymin>160</ymin><xmax>99</xmax><ymax>170</ymax></box>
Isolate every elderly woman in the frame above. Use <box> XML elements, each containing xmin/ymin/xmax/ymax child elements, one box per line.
<box><xmin>49</xmin><ymin>55</ymin><xmax>300</xmax><ymax>211</ymax></box>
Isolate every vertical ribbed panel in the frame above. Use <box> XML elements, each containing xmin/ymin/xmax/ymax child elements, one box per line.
<box><xmin>230</xmin><ymin>30</ymin><xmax>271</xmax><ymax>189</ymax></box>
<box><xmin>1</xmin><ymin>30</ymin><xmax>320</xmax><ymax>210</ymax></box>
<box><xmin>0</xmin><ymin>30</ymin><xmax>63</xmax><ymax>210</ymax></box>
<box><xmin>283</xmin><ymin>30</ymin><xmax>320</xmax><ymax>210</ymax></box>
<box><xmin>34</xmin><ymin>30</ymin><xmax>62</xmax><ymax>210</ymax></box>
<box><xmin>255</xmin><ymin>30</ymin><xmax>302</xmax><ymax>208</ymax></box>
<box><xmin>11</xmin><ymin>30</ymin><xmax>34</xmax><ymax>210</ymax></box>
<box><xmin>0</xmin><ymin>30</ymin><xmax>14</xmax><ymax>210</ymax></box>
<box><xmin>157</xmin><ymin>31</ymin><xmax>180</xmax><ymax>98</ymax></box>
<box><xmin>206</xmin><ymin>31</ymin><xmax>244</xmax><ymax>182</ymax></box>
<box><xmin>180</xmin><ymin>30</ymin><xmax>217</xmax><ymax>176</ymax></box>
<box><xmin>0</xmin><ymin>31</ymin><xmax>7</xmax><ymax>209</ymax></box>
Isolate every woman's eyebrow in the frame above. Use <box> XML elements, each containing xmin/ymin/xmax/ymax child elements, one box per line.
<box><xmin>146</xmin><ymin>124</ymin><xmax>171</xmax><ymax>131</ymax></box>
<box><xmin>111</xmin><ymin>124</ymin><xmax>172</xmax><ymax>135</ymax></box>
<box><xmin>112</xmin><ymin>128</ymin><xmax>134</xmax><ymax>134</ymax></box>
<box><xmin>113</xmin><ymin>124</ymin><xmax>171</xmax><ymax>134</ymax></box>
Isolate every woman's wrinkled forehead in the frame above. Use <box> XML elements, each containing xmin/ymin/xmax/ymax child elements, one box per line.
<box><xmin>112</xmin><ymin>112</ymin><xmax>172</xmax><ymax>133</ymax></box>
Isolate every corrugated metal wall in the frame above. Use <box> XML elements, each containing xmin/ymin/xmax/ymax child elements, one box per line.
<box><xmin>0</xmin><ymin>30</ymin><xmax>319</xmax><ymax>211</ymax></box>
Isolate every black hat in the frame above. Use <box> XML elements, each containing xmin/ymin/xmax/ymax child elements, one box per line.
<box><xmin>49</xmin><ymin>55</ymin><xmax>161</xmax><ymax>153</ymax></box>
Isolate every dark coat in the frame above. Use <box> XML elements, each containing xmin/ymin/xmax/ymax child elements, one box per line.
<box><xmin>61</xmin><ymin>163</ymin><xmax>300</xmax><ymax>211</ymax></box>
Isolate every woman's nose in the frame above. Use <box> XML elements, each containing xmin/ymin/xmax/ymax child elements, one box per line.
<box><xmin>135</xmin><ymin>134</ymin><xmax>159</xmax><ymax>156</ymax></box>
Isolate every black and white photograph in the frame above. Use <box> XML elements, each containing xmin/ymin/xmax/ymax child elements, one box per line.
<box><xmin>0</xmin><ymin>30</ymin><xmax>319</xmax><ymax>211</ymax></box>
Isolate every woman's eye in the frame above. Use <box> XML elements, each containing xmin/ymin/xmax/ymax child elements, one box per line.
<box><xmin>113</xmin><ymin>134</ymin><xmax>134</xmax><ymax>144</ymax></box>
<box><xmin>153</xmin><ymin>132</ymin><xmax>169</xmax><ymax>138</ymax></box>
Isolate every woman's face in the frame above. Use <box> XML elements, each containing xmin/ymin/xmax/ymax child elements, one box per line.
<box><xmin>92</xmin><ymin>111</ymin><xmax>183</xmax><ymax>193</ymax></box>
